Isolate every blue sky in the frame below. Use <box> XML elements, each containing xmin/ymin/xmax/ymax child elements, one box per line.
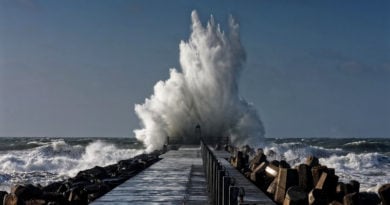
<box><xmin>0</xmin><ymin>0</ymin><xmax>389</xmax><ymax>138</ymax></box>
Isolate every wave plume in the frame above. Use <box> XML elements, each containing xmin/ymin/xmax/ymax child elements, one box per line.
<box><xmin>134</xmin><ymin>11</ymin><xmax>265</xmax><ymax>151</ymax></box>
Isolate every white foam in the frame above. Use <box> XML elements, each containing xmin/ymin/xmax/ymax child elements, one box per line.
<box><xmin>134</xmin><ymin>11</ymin><xmax>265</xmax><ymax>152</ymax></box>
<box><xmin>320</xmin><ymin>152</ymin><xmax>389</xmax><ymax>191</ymax></box>
<box><xmin>262</xmin><ymin>142</ymin><xmax>390</xmax><ymax>192</ymax></box>
<box><xmin>0</xmin><ymin>140</ymin><xmax>143</xmax><ymax>191</ymax></box>
<box><xmin>343</xmin><ymin>140</ymin><xmax>368</xmax><ymax>146</ymax></box>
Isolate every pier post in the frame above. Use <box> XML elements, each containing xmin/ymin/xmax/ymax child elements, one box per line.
<box><xmin>200</xmin><ymin>139</ymin><xmax>275</xmax><ymax>205</ymax></box>
<box><xmin>229</xmin><ymin>186</ymin><xmax>239</xmax><ymax>205</ymax></box>
<box><xmin>222</xmin><ymin>176</ymin><xmax>231</xmax><ymax>205</ymax></box>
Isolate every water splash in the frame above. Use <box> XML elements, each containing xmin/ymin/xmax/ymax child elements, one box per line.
<box><xmin>134</xmin><ymin>11</ymin><xmax>265</xmax><ymax>151</ymax></box>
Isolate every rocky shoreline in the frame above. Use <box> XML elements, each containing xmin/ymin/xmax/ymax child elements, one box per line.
<box><xmin>0</xmin><ymin>150</ymin><xmax>162</xmax><ymax>205</ymax></box>
<box><xmin>224</xmin><ymin>144</ymin><xmax>390</xmax><ymax>205</ymax></box>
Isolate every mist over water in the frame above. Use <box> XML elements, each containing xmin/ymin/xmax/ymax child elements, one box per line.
<box><xmin>134</xmin><ymin>11</ymin><xmax>265</xmax><ymax>151</ymax></box>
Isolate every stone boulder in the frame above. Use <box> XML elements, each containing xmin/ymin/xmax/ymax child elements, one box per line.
<box><xmin>379</xmin><ymin>183</ymin><xmax>390</xmax><ymax>205</ymax></box>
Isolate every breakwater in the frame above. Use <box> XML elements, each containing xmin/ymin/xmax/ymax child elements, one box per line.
<box><xmin>223</xmin><ymin>143</ymin><xmax>390</xmax><ymax>205</ymax></box>
<box><xmin>1</xmin><ymin>140</ymin><xmax>389</xmax><ymax>205</ymax></box>
<box><xmin>201</xmin><ymin>140</ymin><xmax>275</xmax><ymax>205</ymax></box>
<box><xmin>0</xmin><ymin>151</ymin><xmax>161</xmax><ymax>204</ymax></box>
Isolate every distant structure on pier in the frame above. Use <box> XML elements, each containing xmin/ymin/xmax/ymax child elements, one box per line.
<box><xmin>194</xmin><ymin>124</ymin><xmax>229</xmax><ymax>145</ymax></box>
<box><xmin>166</xmin><ymin>124</ymin><xmax>229</xmax><ymax>145</ymax></box>
<box><xmin>195</xmin><ymin>124</ymin><xmax>201</xmax><ymax>140</ymax></box>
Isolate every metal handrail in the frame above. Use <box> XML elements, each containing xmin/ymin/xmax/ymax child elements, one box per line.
<box><xmin>200</xmin><ymin>139</ymin><xmax>243</xmax><ymax>205</ymax></box>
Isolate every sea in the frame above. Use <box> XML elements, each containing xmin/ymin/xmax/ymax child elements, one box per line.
<box><xmin>0</xmin><ymin>137</ymin><xmax>389</xmax><ymax>193</ymax></box>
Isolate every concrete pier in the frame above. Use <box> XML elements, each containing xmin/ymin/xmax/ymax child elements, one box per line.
<box><xmin>212</xmin><ymin>149</ymin><xmax>274</xmax><ymax>204</ymax></box>
<box><xmin>92</xmin><ymin>144</ymin><xmax>275</xmax><ymax>204</ymax></box>
<box><xmin>91</xmin><ymin>146</ymin><xmax>210</xmax><ymax>205</ymax></box>
<box><xmin>201</xmin><ymin>142</ymin><xmax>275</xmax><ymax>205</ymax></box>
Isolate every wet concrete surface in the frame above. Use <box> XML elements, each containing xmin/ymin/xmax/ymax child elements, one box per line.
<box><xmin>92</xmin><ymin>146</ymin><xmax>210</xmax><ymax>205</ymax></box>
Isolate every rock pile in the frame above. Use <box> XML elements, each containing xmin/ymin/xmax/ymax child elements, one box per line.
<box><xmin>1</xmin><ymin>152</ymin><xmax>161</xmax><ymax>205</ymax></box>
<box><xmin>226</xmin><ymin>145</ymin><xmax>389</xmax><ymax>205</ymax></box>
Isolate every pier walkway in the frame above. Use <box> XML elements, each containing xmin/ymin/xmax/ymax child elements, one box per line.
<box><xmin>92</xmin><ymin>144</ymin><xmax>275</xmax><ymax>204</ymax></box>
<box><xmin>92</xmin><ymin>146</ymin><xmax>210</xmax><ymax>205</ymax></box>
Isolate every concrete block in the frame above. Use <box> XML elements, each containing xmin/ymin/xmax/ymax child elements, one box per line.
<box><xmin>308</xmin><ymin>188</ymin><xmax>325</xmax><ymax>205</ymax></box>
<box><xmin>328</xmin><ymin>200</ymin><xmax>343</xmax><ymax>205</ymax></box>
<box><xmin>378</xmin><ymin>183</ymin><xmax>390</xmax><ymax>205</ymax></box>
<box><xmin>335</xmin><ymin>182</ymin><xmax>347</xmax><ymax>202</ymax></box>
<box><xmin>349</xmin><ymin>180</ymin><xmax>359</xmax><ymax>193</ymax></box>
<box><xmin>279</xmin><ymin>160</ymin><xmax>291</xmax><ymax>169</ymax></box>
<box><xmin>315</xmin><ymin>172</ymin><xmax>338</xmax><ymax>203</ymax></box>
<box><xmin>311</xmin><ymin>166</ymin><xmax>328</xmax><ymax>187</ymax></box>
<box><xmin>4</xmin><ymin>194</ymin><xmax>19</xmax><ymax>205</ymax></box>
<box><xmin>250</xmin><ymin>161</ymin><xmax>268</xmax><ymax>185</ymax></box>
<box><xmin>274</xmin><ymin>168</ymin><xmax>299</xmax><ymax>204</ymax></box>
<box><xmin>232</xmin><ymin>151</ymin><xmax>244</xmax><ymax>170</ymax></box>
<box><xmin>249</xmin><ymin>153</ymin><xmax>267</xmax><ymax>171</ymax></box>
<box><xmin>359</xmin><ymin>192</ymin><xmax>380</xmax><ymax>205</ymax></box>
<box><xmin>297</xmin><ymin>164</ymin><xmax>313</xmax><ymax>192</ymax></box>
<box><xmin>305</xmin><ymin>156</ymin><xmax>319</xmax><ymax>167</ymax></box>
<box><xmin>283</xmin><ymin>186</ymin><xmax>308</xmax><ymax>205</ymax></box>
<box><xmin>343</xmin><ymin>192</ymin><xmax>358</xmax><ymax>205</ymax></box>
<box><xmin>267</xmin><ymin>178</ymin><xmax>277</xmax><ymax>195</ymax></box>
<box><xmin>265</xmin><ymin>163</ymin><xmax>279</xmax><ymax>178</ymax></box>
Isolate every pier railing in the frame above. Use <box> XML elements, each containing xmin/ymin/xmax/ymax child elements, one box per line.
<box><xmin>200</xmin><ymin>140</ymin><xmax>243</xmax><ymax>205</ymax></box>
<box><xmin>200</xmin><ymin>139</ymin><xmax>275</xmax><ymax>205</ymax></box>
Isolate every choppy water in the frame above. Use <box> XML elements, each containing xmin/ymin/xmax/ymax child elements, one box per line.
<box><xmin>262</xmin><ymin>138</ymin><xmax>390</xmax><ymax>192</ymax></box>
<box><xmin>0</xmin><ymin>137</ymin><xmax>144</xmax><ymax>192</ymax></box>
<box><xmin>0</xmin><ymin>137</ymin><xmax>389</xmax><ymax>193</ymax></box>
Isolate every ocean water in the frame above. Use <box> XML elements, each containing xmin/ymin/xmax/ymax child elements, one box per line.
<box><xmin>0</xmin><ymin>137</ymin><xmax>144</xmax><ymax>192</ymax></box>
<box><xmin>0</xmin><ymin>137</ymin><xmax>389</xmax><ymax>193</ymax></box>
<box><xmin>262</xmin><ymin>138</ymin><xmax>390</xmax><ymax>192</ymax></box>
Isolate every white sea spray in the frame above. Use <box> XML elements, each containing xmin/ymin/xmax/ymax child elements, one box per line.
<box><xmin>134</xmin><ymin>11</ymin><xmax>265</xmax><ymax>151</ymax></box>
<box><xmin>0</xmin><ymin>140</ymin><xmax>143</xmax><ymax>191</ymax></box>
